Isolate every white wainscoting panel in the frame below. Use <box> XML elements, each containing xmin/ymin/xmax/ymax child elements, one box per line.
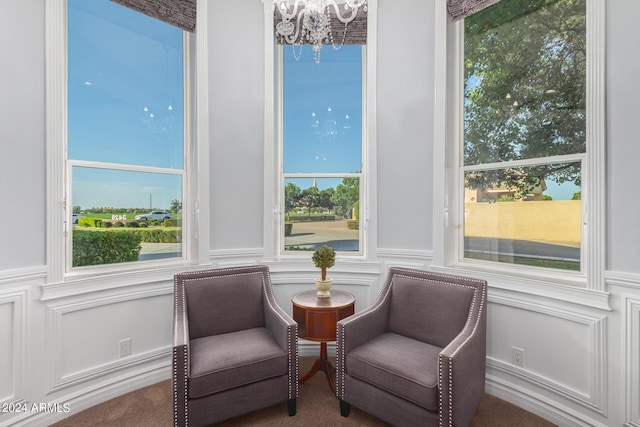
<box><xmin>0</xmin><ymin>288</ymin><xmax>28</xmax><ymax>406</ymax></box>
<box><xmin>45</xmin><ymin>287</ymin><xmax>173</xmax><ymax>393</ymax></box>
<box><xmin>624</xmin><ymin>293</ymin><xmax>640</xmax><ymax>427</ymax></box>
<box><xmin>487</xmin><ymin>295</ymin><xmax>607</xmax><ymax>414</ymax></box>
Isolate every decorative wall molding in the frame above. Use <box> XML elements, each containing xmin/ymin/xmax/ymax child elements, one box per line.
<box><xmin>0</xmin><ymin>288</ymin><xmax>29</xmax><ymax>407</ymax></box>
<box><xmin>432</xmin><ymin>264</ymin><xmax>611</xmax><ymax>311</ymax></box>
<box><xmin>488</xmin><ymin>295</ymin><xmax>608</xmax><ymax>415</ymax></box>
<box><xmin>13</xmin><ymin>360</ymin><xmax>170</xmax><ymax>427</ymax></box>
<box><xmin>50</xmin><ymin>347</ymin><xmax>171</xmax><ymax>394</ymax></box>
<box><xmin>486</xmin><ymin>375</ymin><xmax>610</xmax><ymax>427</ymax></box>
<box><xmin>41</xmin><ymin>266</ymin><xmax>190</xmax><ymax>301</ymax></box>
<box><xmin>45</xmin><ymin>285</ymin><xmax>172</xmax><ymax>393</ymax></box>
<box><xmin>624</xmin><ymin>294</ymin><xmax>640</xmax><ymax>426</ymax></box>
<box><xmin>607</xmin><ymin>270</ymin><xmax>640</xmax><ymax>290</ymax></box>
<box><xmin>209</xmin><ymin>247</ymin><xmax>264</xmax><ymax>266</ymax></box>
<box><xmin>0</xmin><ymin>266</ymin><xmax>47</xmax><ymax>287</ymax></box>
<box><xmin>376</xmin><ymin>248</ymin><xmax>433</xmax><ymax>271</ymax></box>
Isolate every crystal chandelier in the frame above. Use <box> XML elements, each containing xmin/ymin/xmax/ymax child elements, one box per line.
<box><xmin>273</xmin><ymin>0</ymin><xmax>367</xmax><ymax>64</ymax></box>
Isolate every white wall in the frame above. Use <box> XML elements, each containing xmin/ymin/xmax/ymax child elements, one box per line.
<box><xmin>208</xmin><ymin>0</ymin><xmax>266</xmax><ymax>252</ymax></box>
<box><xmin>0</xmin><ymin>0</ymin><xmax>46</xmax><ymax>271</ymax></box>
<box><xmin>607</xmin><ymin>1</ymin><xmax>640</xmax><ymax>273</ymax></box>
<box><xmin>1</xmin><ymin>0</ymin><xmax>640</xmax><ymax>426</ymax></box>
<box><xmin>376</xmin><ymin>0</ymin><xmax>435</xmax><ymax>254</ymax></box>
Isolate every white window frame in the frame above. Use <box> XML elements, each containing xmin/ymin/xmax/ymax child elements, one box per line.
<box><xmin>45</xmin><ymin>0</ymin><xmax>210</xmax><ymax>293</ymax></box>
<box><xmin>276</xmin><ymin>45</ymin><xmax>367</xmax><ymax>257</ymax></box>
<box><xmin>432</xmin><ymin>0</ymin><xmax>608</xmax><ymax>308</ymax></box>
<box><xmin>262</xmin><ymin>0</ymin><xmax>378</xmax><ymax>262</ymax></box>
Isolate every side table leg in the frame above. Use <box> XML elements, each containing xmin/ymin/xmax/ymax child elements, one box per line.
<box><xmin>299</xmin><ymin>341</ymin><xmax>336</xmax><ymax>394</ymax></box>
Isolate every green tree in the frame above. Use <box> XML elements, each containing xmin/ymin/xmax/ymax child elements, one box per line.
<box><xmin>332</xmin><ymin>178</ymin><xmax>359</xmax><ymax>218</ymax></box>
<box><xmin>319</xmin><ymin>187</ymin><xmax>335</xmax><ymax>214</ymax></box>
<box><xmin>299</xmin><ymin>187</ymin><xmax>320</xmax><ymax>219</ymax></box>
<box><xmin>285</xmin><ymin>182</ymin><xmax>302</xmax><ymax>219</ymax></box>
<box><xmin>170</xmin><ymin>199</ymin><xmax>182</xmax><ymax>214</ymax></box>
<box><xmin>73</xmin><ymin>205</ymin><xmax>81</xmax><ymax>214</ymax></box>
<box><xmin>464</xmin><ymin>0</ymin><xmax>585</xmax><ymax>194</ymax></box>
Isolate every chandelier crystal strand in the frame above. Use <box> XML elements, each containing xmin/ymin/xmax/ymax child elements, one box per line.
<box><xmin>274</xmin><ymin>0</ymin><xmax>367</xmax><ymax>63</ymax></box>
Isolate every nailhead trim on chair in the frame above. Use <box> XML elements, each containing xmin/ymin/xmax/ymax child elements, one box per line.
<box><xmin>336</xmin><ymin>324</ymin><xmax>344</xmax><ymax>399</ymax></box>
<box><xmin>338</xmin><ymin>267</ymin><xmax>486</xmax><ymax>427</ymax></box>
<box><xmin>421</xmin><ymin>269</ymin><xmax>485</xmax><ymax>427</ymax></box>
<box><xmin>174</xmin><ymin>274</ymin><xmax>189</xmax><ymax>426</ymax></box>
<box><xmin>174</xmin><ymin>265</ymin><xmax>298</xmax><ymax>425</ymax></box>
<box><xmin>261</xmin><ymin>272</ymin><xmax>299</xmax><ymax>400</ymax></box>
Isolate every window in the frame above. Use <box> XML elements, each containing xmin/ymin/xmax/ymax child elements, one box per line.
<box><xmin>66</xmin><ymin>0</ymin><xmax>187</xmax><ymax>269</ymax></box>
<box><xmin>279</xmin><ymin>45</ymin><xmax>365</xmax><ymax>254</ymax></box>
<box><xmin>434</xmin><ymin>0</ymin><xmax>605</xmax><ymax>286</ymax></box>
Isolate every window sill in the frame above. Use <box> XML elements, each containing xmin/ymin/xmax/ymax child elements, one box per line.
<box><xmin>41</xmin><ymin>261</ymin><xmax>210</xmax><ymax>301</ymax></box>
<box><xmin>431</xmin><ymin>263</ymin><xmax>611</xmax><ymax>311</ymax></box>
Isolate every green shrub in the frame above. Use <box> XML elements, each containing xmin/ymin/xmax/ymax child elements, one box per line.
<box><xmin>103</xmin><ymin>221</ymin><xmax>113</xmax><ymax>228</ymax></box>
<box><xmin>347</xmin><ymin>220</ymin><xmax>359</xmax><ymax>230</ymax></box>
<box><xmin>138</xmin><ymin>222</ymin><xmax>148</xmax><ymax>228</ymax></box>
<box><xmin>125</xmin><ymin>221</ymin><xmax>139</xmax><ymax>228</ymax></box>
<box><xmin>285</xmin><ymin>222</ymin><xmax>293</xmax><ymax>236</ymax></box>
<box><xmin>113</xmin><ymin>221</ymin><xmax>125</xmax><ymax>228</ymax></box>
<box><xmin>77</xmin><ymin>217</ymin><xmax>103</xmax><ymax>228</ymax></box>
<box><xmin>128</xmin><ymin>228</ymin><xmax>181</xmax><ymax>243</ymax></box>
<box><xmin>163</xmin><ymin>219</ymin><xmax>181</xmax><ymax>227</ymax></box>
<box><xmin>73</xmin><ymin>229</ymin><xmax>141</xmax><ymax>267</ymax></box>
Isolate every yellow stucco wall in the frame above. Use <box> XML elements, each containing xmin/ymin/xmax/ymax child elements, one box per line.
<box><xmin>464</xmin><ymin>200</ymin><xmax>581</xmax><ymax>246</ymax></box>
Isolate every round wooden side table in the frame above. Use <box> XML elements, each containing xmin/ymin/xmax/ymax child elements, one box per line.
<box><xmin>291</xmin><ymin>289</ymin><xmax>355</xmax><ymax>393</ymax></box>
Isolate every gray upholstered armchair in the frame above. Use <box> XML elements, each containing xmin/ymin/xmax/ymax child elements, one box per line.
<box><xmin>336</xmin><ymin>267</ymin><xmax>487</xmax><ymax>427</ymax></box>
<box><xmin>172</xmin><ymin>265</ymin><xmax>298</xmax><ymax>426</ymax></box>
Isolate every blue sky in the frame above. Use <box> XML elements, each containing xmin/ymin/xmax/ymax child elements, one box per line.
<box><xmin>283</xmin><ymin>45</ymin><xmax>362</xmax><ymax>176</ymax></box>
<box><xmin>69</xmin><ymin>0</ymin><xmax>183</xmax><ymax>210</ymax></box>
<box><xmin>69</xmin><ymin>0</ymin><xmax>363</xmax><ymax>209</ymax></box>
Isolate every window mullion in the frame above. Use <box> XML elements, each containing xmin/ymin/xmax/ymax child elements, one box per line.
<box><xmin>461</xmin><ymin>153</ymin><xmax>586</xmax><ymax>173</ymax></box>
<box><xmin>68</xmin><ymin>159</ymin><xmax>184</xmax><ymax>176</ymax></box>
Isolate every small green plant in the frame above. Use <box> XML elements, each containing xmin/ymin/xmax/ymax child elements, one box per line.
<box><xmin>312</xmin><ymin>245</ymin><xmax>335</xmax><ymax>281</ymax></box>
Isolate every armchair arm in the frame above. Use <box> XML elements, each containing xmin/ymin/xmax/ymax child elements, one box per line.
<box><xmin>336</xmin><ymin>289</ymin><xmax>391</xmax><ymax>400</ymax></box>
<box><xmin>263</xmin><ymin>284</ymin><xmax>299</xmax><ymax>400</ymax></box>
<box><xmin>173</xmin><ymin>277</ymin><xmax>191</xmax><ymax>427</ymax></box>
<box><xmin>337</xmin><ymin>296</ymin><xmax>389</xmax><ymax>354</ymax></box>
<box><xmin>438</xmin><ymin>286</ymin><xmax>487</xmax><ymax>427</ymax></box>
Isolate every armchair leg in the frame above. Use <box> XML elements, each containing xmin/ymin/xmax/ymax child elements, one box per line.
<box><xmin>340</xmin><ymin>400</ymin><xmax>350</xmax><ymax>417</ymax></box>
<box><xmin>287</xmin><ymin>398</ymin><xmax>297</xmax><ymax>416</ymax></box>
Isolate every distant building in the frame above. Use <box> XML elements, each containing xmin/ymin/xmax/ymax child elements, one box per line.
<box><xmin>465</xmin><ymin>178</ymin><xmax>547</xmax><ymax>203</ymax></box>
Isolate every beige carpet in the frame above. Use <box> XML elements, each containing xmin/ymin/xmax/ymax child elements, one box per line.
<box><xmin>53</xmin><ymin>358</ymin><xmax>556</xmax><ymax>426</ymax></box>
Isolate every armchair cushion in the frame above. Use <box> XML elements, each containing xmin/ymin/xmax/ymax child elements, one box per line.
<box><xmin>347</xmin><ymin>332</ymin><xmax>442</xmax><ymax>411</ymax></box>
<box><xmin>388</xmin><ymin>274</ymin><xmax>475</xmax><ymax>348</ymax></box>
<box><xmin>189</xmin><ymin>327</ymin><xmax>288</xmax><ymax>399</ymax></box>
<box><xmin>337</xmin><ymin>268</ymin><xmax>487</xmax><ymax>427</ymax></box>
<box><xmin>185</xmin><ymin>272</ymin><xmax>265</xmax><ymax>339</ymax></box>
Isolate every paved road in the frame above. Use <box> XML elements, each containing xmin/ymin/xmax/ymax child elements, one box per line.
<box><xmin>285</xmin><ymin>219</ymin><xmax>359</xmax><ymax>251</ymax></box>
<box><xmin>136</xmin><ymin>227</ymin><xmax>578</xmax><ymax>262</ymax></box>
<box><xmin>465</xmin><ymin>237</ymin><xmax>579</xmax><ymax>262</ymax></box>
<box><xmin>139</xmin><ymin>242</ymin><xmax>182</xmax><ymax>261</ymax></box>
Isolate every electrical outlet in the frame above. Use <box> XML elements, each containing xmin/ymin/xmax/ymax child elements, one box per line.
<box><xmin>119</xmin><ymin>338</ymin><xmax>132</xmax><ymax>357</ymax></box>
<box><xmin>511</xmin><ymin>346</ymin><xmax>525</xmax><ymax>368</ymax></box>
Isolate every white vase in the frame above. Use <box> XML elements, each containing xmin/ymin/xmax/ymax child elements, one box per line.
<box><xmin>315</xmin><ymin>278</ymin><xmax>332</xmax><ymax>298</ymax></box>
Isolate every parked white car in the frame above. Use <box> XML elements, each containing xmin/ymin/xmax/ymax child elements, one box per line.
<box><xmin>72</xmin><ymin>214</ymin><xmax>85</xmax><ymax>224</ymax></box>
<box><xmin>135</xmin><ymin>211</ymin><xmax>173</xmax><ymax>221</ymax></box>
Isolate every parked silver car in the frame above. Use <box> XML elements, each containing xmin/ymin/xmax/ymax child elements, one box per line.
<box><xmin>135</xmin><ymin>211</ymin><xmax>173</xmax><ymax>221</ymax></box>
